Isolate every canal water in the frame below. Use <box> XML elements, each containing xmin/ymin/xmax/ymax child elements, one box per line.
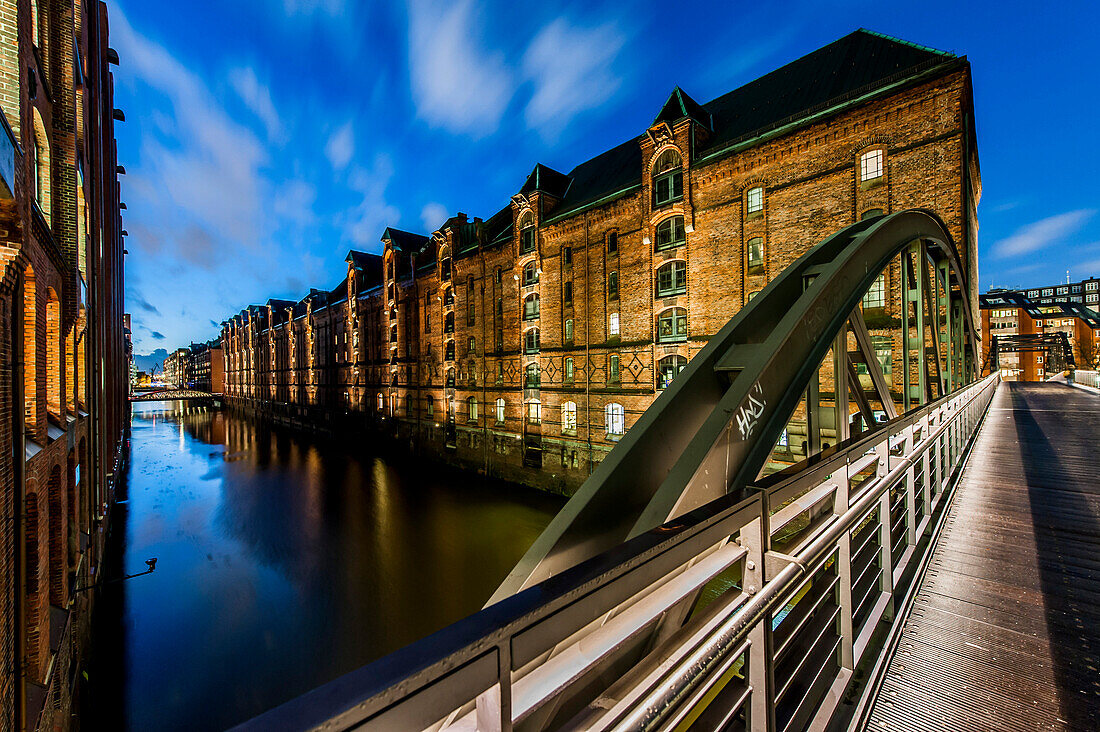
<box><xmin>85</xmin><ymin>402</ymin><xmax>564</xmax><ymax>731</ymax></box>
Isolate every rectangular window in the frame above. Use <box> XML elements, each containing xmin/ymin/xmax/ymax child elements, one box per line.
<box><xmin>747</xmin><ymin>237</ymin><xmax>764</xmax><ymax>275</ymax></box>
<box><xmin>863</xmin><ymin>274</ymin><xmax>886</xmax><ymax>309</ymax></box>
<box><xmin>521</xmin><ymin>227</ymin><xmax>536</xmax><ymax>254</ymax></box>
<box><xmin>563</xmin><ymin>246</ymin><xmax>572</xmax><ymax>266</ymax></box>
<box><xmin>860</xmin><ymin>149</ymin><xmax>884</xmax><ymax>181</ymax></box>
<box><xmin>746</xmin><ymin>186</ymin><xmax>764</xmax><ymax>214</ymax></box>
<box><xmin>608</xmin><ymin>354</ymin><xmax>620</xmax><ymax>383</ymax></box>
<box><xmin>565</xmin><ymin>357</ymin><xmax>574</xmax><ymax>383</ymax></box>
<box><xmin>564</xmin><ymin>318</ymin><xmax>574</xmax><ymax>342</ymax></box>
<box><xmin>1087</xmin><ymin>281</ymin><xmax>1098</xmax><ymax>291</ymax></box>
<box><xmin>609</xmin><ymin>313</ymin><xmax>620</xmax><ymax>336</ymax></box>
<box><xmin>564</xmin><ymin>281</ymin><xmax>573</xmax><ymax>305</ymax></box>
<box><xmin>495</xmin><ymin>398</ymin><xmax>505</xmax><ymax>423</ymax></box>
<box><xmin>657</xmin><ymin>262</ymin><xmax>687</xmax><ymax>297</ymax></box>
<box><xmin>526</xmin><ymin>401</ymin><xmax>542</xmax><ymax>425</ymax></box>
<box><xmin>608</xmin><ymin>271</ymin><xmax>618</xmax><ymax>300</ymax></box>
<box><xmin>653</xmin><ymin>170</ymin><xmax>683</xmax><ymax>207</ymax></box>
<box><xmin>561</xmin><ymin>402</ymin><xmax>577</xmax><ymax>434</ymax></box>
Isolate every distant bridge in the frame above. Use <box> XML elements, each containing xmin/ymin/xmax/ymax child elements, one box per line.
<box><xmin>130</xmin><ymin>388</ymin><xmax>218</xmax><ymax>402</ymax></box>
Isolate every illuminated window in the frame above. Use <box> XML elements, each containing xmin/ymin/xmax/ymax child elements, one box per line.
<box><xmin>658</xmin><ymin>355</ymin><xmax>686</xmax><ymax>389</ymax></box>
<box><xmin>747</xmin><ymin>237</ymin><xmax>764</xmax><ymax>275</ymax></box>
<box><xmin>657</xmin><ymin>308</ymin><xmax>688</xmax><ymax>343</ymax></box>
<box><xmin>467</xmin><ymin>397</ymin><xmax>478</xmax><ymax>422</ymax></box>
<box><xmin>605</xmin><ymin>403</ymin><xmax>625</xmax><ymax>436</ymax></box>
<box><xmin>445</xmin><ymin>340</ymin><xmax>455</xmax><ymax>361</ymax></box>
<box><xmin>863</xmin><ymin>274</ymin><xmax>886</xmax><ymax>309</ymax></box>
<box><xmin>525</xmin><ymin>363</ymin><xmax>540</xmax><ymax>388</ymax></box>
<box><xmin>746</xmin><ymin>186</ymin><xmax>764</xmax><ymax>214</ymax></box>
<box><xmin>609</xmin><ymin>312</ymin><xmax>620</xmax><ymax>336</ymax></box>
<box><xmin>526</xmin><ymin>400</ymin><xmax>542</xmax><ymax>425</ymax></box>
<box><xmin>561</xmin><ymin>402</ymin><xmax>577</xmax><ymax>434</ymax></box>
<box><xmin>495</xmin><ymin>397</ymin><xmax>505</xmax><ymax>423</ymax></box>
<box><xmin>860</xmin><ymin>149</ymin><xmax>884</xmax><ymax>181</ymax></box>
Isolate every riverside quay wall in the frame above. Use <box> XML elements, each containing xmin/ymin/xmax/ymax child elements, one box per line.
<box><xmin>222</xmin><ymin>30</ymin><xmax>981</xmax><ymax>495</ymax></box>
<box><xmin>0</xmin><ymin>1</ymin><xmax>129</xmax><ymax>730</ymax></box>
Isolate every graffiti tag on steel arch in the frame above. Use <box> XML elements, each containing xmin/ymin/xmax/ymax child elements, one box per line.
<box><xmin>736</xmin><ymin>382</ymin><xmax>767</xmax><ymax>441</ymax></box>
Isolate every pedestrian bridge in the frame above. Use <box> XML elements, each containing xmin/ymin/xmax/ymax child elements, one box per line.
<box><xmin>234</xmin><ymin>211</ymin><xmax>1099</xmax><ymax>731</ymax></box>
<box><xmin>130</xmin><ymin>388</ymin><xmax>218</xmax><ymax>402</ymax></box>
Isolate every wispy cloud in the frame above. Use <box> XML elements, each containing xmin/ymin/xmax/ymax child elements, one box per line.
<box><xmin>325</xmin><ymin>121</ymin><xmax>355</xmax><ymax>170</ymax></box>
<box><xmin>342</xmin><ymin>154</ymin><xmax>401</xmax><ymax>247</ymax></box>
<box><xmin>274</xmin><ymin>180</ymin><xmax>318</xmax><ymax>225</ymax></box>
<box><xmin>229</xmin><ymin>66</ymin><xmax>285</xmax><ymax>142</ymax></box>
<box><xmin>421</xmin><ymin>202</ymin><xmax>448</xmax><ymax>232</ymax></box>
<box><xmin>150</xmin><ymin>331</ymin><xmax>166</xmax><ymax>341</ymax></box>
<box><xmin>406</xmin><ymin>0</ymin><xmax>514</xmax><ymax>135</ymax></box>
<box><xmin>523</xmin><ymin>18</ymin><xmax>624</xmax><ymax>139</ymax></box>
<box><xmin>992</xmin><ymin>210</ymin><xmax>1095</xmax><ymax>259</ymax></box>
<box><xmin>128</xmin><ymin>291</ymin><xmax>161</xmax><ymax>315</ymax></box>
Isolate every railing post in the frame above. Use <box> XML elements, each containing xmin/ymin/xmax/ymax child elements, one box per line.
<box><xmin>741</xmin><ymin>507</ymin><xmax>776</xmax><ymax>732</ymax></box>
<box><xmin>875</xmin><ymin>436</ymin><xmax>895</xmax><ymax>621</ymax></box>
<box><xmin>903</xmin><ymin>424</ymin><xmax>918</xmax><ymax>547</ymax></box>
<box><xmin>475</xmin><ymin>644</ymin><xmax>512</xmax><ymax>732</ymax></box>
<box><xmin>836</xmin><ymin>465</ymin><xmax>854</xmax><ymax>671</ymax></box>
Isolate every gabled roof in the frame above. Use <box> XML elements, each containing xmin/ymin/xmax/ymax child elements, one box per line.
<box><xmin>653</xmin><ymin>87</ymin><xmax>712</xmax><ymax>129</ymax></box>
<box><xmin>546</xmin><ymin>29</ymin><xmax>958</xmax><ymax>221</ymax></box>
<box><xmin>381</xmin><ymin>227</ymin><xmax>429</xmax><ymax>253</ymax></box>
<box><xmin>519</xmin><ymin>163</ymin><xmax>571</xmax><ymax>198</ymax></box>
<box><xmin>346</xmin><ymin>250</ymin><xmax>384</xmax><ymax>291</ymax></box>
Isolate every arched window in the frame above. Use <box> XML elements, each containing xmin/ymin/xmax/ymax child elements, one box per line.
<box><xmin>440</xmin><ymin>253</ymin><xmax>452</xmax><ymax>282</ymax></box>
<box><xmin>524</xmin><ymin>293</ymin><xmax>540</xmax><ymax>320</ymax></box>
<box><xmin>608</xmin><ymin>354</ymin><xmax>620</xmax><ymax>383</ymax></box>
<box><xmin>376</xmin><ymin>393</ymin><xmax>384</xmax><ymax>410</ymax></box>
<box><xmin>424</xmin><ymin>292</ymin><xmax>432</xmax><ymax>332</ymax></box>
<box><xmin>526</xmin><ymin>400</ymin><xmax>542</xmax><ymax>425</ymax></box>
<box><xmin>520</xmin><ymin>212</ymin><xmax>536</xmax><ymax>253</ymax></box>
<box><xmin>390</xmin><ymin>324</ymin><xmax>397</xmax><ymax>343</ymax></box>
<box><xmin>747</xmin><ymin>237</ymin><xmax>764</xmax><ymax>275</ymax></box>
<box><xmin>860</xmin><ymin>149</ymin><xmax>884</xmax><ymax>182</ymax></box>
<box><xmin>607</xmin><ymin>271</ymin><xmax>619</xmax><ymax>300</ymax></box>
<box><xmin>655</xmin><ymin>216</ymin><xmax>685</xmax><ymax>250</ymax></box>
<box><xmin>657</xmin><ymin>308</ymin><xmax>688</xmax><ymax>343</ymax></box>
<box><xmin>523</xmin><ymin>261</ymin><xmax>539</xmax><ymax>286</ymax></box>
<box><xmin>443</xmin><ymin>287</ymin><xmax>454</xmax><ymax>305</ymax></box>
<box><xmin>32</xmin><ymin>110</ymin><xmax>50</xmax><ymax>221</ymax></box>
<box><xmin>524</xmin><ymin>327</ymin><xmax>540</xmax><ymax>354</ymax></box>
<box><xmin>653</xmin><ymin>149</ymin><xmax>683</xmax><ymax>207</ymax></box>
<box><xmin>607</xmin><ymin>232</ymin><xmax>618</xmax><ymax>253</ymax></box>
<box><xmin>446</xmin><ymin>367</ymin><xmax>456</xmax><ymax>388</ymax></box>
<box><xmin>525</xmin><ymin>362</ymin><xmax>540</xmax><ymax>388</ymax></box>
<box><xmin>656</xmin><ymin>261</ymin><xmax>687</xmax><ymax>297</ymax></box>
<box><xmin>564</xmin><ymin>357</ymin><xmax>575</xmax><ymax>383</ymax></box>
<box><xmin>23</xmin><ymin>265</ymin><xmax>36</xmax><ymax>428</ymax></box>
<box><xmin>389</xmin><ymin>393</ymin><xmax>397</xmax><ymax>416</ymax></box>
<box><xmin>445</xmin><ymin>340</ymin><xmax>455</xmax><ymax>361</ymax></box>
<box><xmin>561</xmin><ymin>401</ymin><xmax>577</xmax><ymax>434</ymax></box>
<box><xmin>861</xmin><ymin>208</ymin><xmax>884</xmax><ymax>221</ymax></box>
<box><xmin>495</xmin><ymin>397</ymin><xmax>506</xmax><ymax>423</ymax></box>
<box><xmin>467</xmin><ymin>397</ymin><xmax>478</xmax><ymax>422</ymax></box>
<box><xmin>746</xmin><ymin>186</ymin><xmax>764</xmax><ymax>215</ymax></box>
<box><xmin>605</xmin><ymin>403</ymin><xmax>625</xmax><ymax>436</ymax></box>
<box><xmin>658</xmin><ymin>355</ymin><xmax>687</xmax><ymax>389</ymax></box>
<box><xmin>467</xmin><ymin>336</ymin><xmax>476</xmax><ymax>355</ymax></box>
<box><xmin>444</xmin><ymin>311</ymin><xmax>454</xmax><ymax>333</ymax></box>
<box><xmin>564</xmin><ymin>319</ymin><xmax>574</xmax><ymax>343</ymax></box>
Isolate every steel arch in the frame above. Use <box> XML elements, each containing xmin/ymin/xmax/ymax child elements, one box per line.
<box><xmin>492</xmin><ymin>209</ymin><xmax>978</xmax><ymax>602</ymax></box>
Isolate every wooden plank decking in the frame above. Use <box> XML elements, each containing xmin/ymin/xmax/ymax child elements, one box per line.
<box><xmin>864</xmin><ymin>382</ymin><xmax>1100</xmax><ymax>731</ymax></box>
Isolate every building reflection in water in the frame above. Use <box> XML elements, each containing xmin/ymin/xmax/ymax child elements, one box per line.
<box><xmin>86</xmin><ymin>401</ymin><xmax>564</xmax><ymax>732</ymax></box>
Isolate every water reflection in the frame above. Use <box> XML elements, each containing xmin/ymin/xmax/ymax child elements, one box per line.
<box><xmin>87</xmin><ymin>402</ymin><xmax>563</xmax><ymax>731</ymax></box>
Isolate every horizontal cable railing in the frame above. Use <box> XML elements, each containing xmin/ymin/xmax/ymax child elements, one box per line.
<box><xmin>234</xmin><ymin>374</ymin><xmax>999</xmax><ymax>732</ymax></box>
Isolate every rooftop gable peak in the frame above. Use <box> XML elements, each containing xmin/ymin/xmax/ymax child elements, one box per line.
<box><xmin>653</xmin><ymin>86</ymin><xmax>712</xmax><ymax>129</ymax></box>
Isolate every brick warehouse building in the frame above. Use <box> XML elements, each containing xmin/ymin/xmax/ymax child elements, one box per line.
<box><xmin>222</xmin><ymin>30</ymin><xmax>981</xmax><ymax>494</ymax></box>
<box><xmin>0</xmin><ymin>1</ymin><xmax>127</xmax><ymax>730</ymax></box>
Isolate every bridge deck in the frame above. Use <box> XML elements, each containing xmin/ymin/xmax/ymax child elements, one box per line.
<box><xmin>865</xmin><ymin>382</ymin><xmax>1100</xmax><ymax>731</ymax></box>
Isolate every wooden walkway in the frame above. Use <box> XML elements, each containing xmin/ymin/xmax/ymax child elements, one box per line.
<box><xmin>864</xmin><ymin>382</ymin><xmax>1100</xmax><ymax>731</ymax></box>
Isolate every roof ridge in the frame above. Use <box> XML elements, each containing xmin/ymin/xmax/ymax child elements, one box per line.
<box><xmin>856</xmin><ymin>28</ymin><xmax>955</xmax><ymax>58</ymax></box>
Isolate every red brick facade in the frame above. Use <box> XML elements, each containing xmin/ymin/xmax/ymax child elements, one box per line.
<box><xmin>222</xmin><ymin>32</ymin><xmax>981</xmax><ymax>495</ymax></box>
<box><xmin>0</xmin><ymin>2</ymin><xmax>127</xmax><ymax>730</ymax></box>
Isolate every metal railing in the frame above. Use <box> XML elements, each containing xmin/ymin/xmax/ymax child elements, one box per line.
<box><xmin>236</xmin><ymin>374</ymin><xmax>999</xmax><ymax>732</ymax></box>
<box><xmin>1072</xmin><ymin>370</ymin><xmax>1099</xmax><ymax>389</ymax></box>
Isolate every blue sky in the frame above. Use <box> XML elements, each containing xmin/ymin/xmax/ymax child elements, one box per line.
<box><xmin>113</xmin><ymin>0</ymin><xmax>1100</xmax><ymax>355</ymax></box>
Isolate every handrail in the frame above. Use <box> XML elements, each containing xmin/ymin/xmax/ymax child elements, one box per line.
<box><xmin>233</xmin><ymin>374</ymin><xmax>999</xmax><ymax>732</ymax></box>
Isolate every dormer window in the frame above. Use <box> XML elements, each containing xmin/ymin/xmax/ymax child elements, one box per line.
<box><xmin>652</xmin><ymin>149</ymin><xmax>683</xmax><ymax>207</ymax></box>
<box><xmin>440</xmin><ymin>257</ymin><xmax>452</xmax><ymax>282</ymax></box>
<box><xmin>520</xmin><ymin>213</ymin><xmax>536</xmax><ymax>254</ymax></box>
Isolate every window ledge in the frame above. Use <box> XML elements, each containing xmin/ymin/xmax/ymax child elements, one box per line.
<box><xmin>860</xmin><ymin>177</ymin><xmax>884</xmax><ymax>191</ymax></box>
<box><xmin>746</xmin><ymin>210</ymin><xmax>764</xmax><ymax>221</ymax></box>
